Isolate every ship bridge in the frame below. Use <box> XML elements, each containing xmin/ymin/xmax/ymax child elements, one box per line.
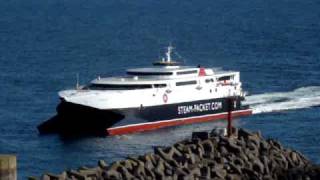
<box><xmin>126</xmin><ymin>66</ymin><xmax>203</xmax><ymax>77</ymax></box>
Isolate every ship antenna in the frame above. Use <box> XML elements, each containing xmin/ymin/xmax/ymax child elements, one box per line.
<box><xmin>166</xmin><ymin>45</ymin><xmax>174</xmax><ymax>62</ymax></box>
<box><xmin>76</xmin><ymin>73</ymin><xmax>80</xmax><ymax>90</ymax></box>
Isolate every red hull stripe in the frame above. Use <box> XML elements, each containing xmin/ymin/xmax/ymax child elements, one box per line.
<box><xmin>106</xmin><ymin>109</ymin><xmax>252</xmax><ymax>136</ymax></box>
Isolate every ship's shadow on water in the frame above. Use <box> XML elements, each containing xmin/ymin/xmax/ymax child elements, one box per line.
<box><xmin>37</xmin><ymin>115</ymin><xmax>107</xmax><ymax>138</ymax></box>
<box><xmin>37</xmin><ymin>101</ymin><xmax>124</xmax><ymax>137</ymax></box>
<box><xmin>37</xmin><ymin>114</ymin><xmax>123</xmax><ymax>138</ymax></box>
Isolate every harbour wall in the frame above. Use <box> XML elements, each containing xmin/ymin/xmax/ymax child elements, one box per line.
<box><xmin>29</xmin><ymin>128</ymin><xmax>320</xmax><ymax>180</ymax></box>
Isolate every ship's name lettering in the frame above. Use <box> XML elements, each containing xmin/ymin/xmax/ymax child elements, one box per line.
<box><xmin>178</xmin><ymin>102</ymin><xmax>222</xmax><ymax>115</ymax></box>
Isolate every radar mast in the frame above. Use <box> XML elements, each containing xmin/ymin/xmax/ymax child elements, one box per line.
<box><xmin>154</xmin><ymin>45</ymin><xmax>180</xmax><ymax>67</ymax></box>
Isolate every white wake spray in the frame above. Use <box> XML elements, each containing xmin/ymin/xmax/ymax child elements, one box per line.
<box><xmin>243</xmin><ymin>86</ymin><xmax>320</xmax><ymax>114</ymax></box>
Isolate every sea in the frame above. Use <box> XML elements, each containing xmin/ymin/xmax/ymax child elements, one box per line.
<box><xmin>0</xmin><ymin>0</ymin><xmax>319</xmax><ymax>178</ymax></box>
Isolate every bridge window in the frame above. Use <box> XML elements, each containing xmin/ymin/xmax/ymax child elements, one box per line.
<box><xmin>218</xmin><ymin>76</ymin><xmax>232</xmax><ymax>81</ymax></box>
<box><xmin>87</xmin><ymin>84</ymin><xmax>152</xmax><ymax>90</ymax></box>
<box><xmin>176</xmin><ymin>70</ymin><xmax>198</xmax><ymax>75</ymax></box>
<box><xmin>127</xmin><ymin>72</ymin><xmax>173</xmax><ymax>76</ymax></box>
<box><xmin>154</xmin><ymin>84</ymin><xmax>167</xmax><ymax>88</ymax></box>
<box><xmin>205</xmin><ymin>79</ymin><xmax>214</xmax><ymax>83</ymax></box>
<box><xmin>176</xmin><ymin>80</ymin><xmax>197</xmax><ymax>86</ymax></box>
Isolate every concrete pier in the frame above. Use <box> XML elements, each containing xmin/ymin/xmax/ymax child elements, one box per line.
<box><xmin>0</xmin><ymin>155</ymin><xmax>17</xmax><ymax>180</ymax></box>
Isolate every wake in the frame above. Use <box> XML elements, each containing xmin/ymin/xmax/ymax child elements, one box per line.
<box><xmin>243</xmin><ymin>86</ymin><xmax>320</xmax><ymax>114</ymax></box>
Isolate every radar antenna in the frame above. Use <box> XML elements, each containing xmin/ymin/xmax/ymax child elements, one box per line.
<box><xmin>153</xmin><ymin>44</ymin><xmax>180</xmax><ymax>67</ymax></box>
<box><xmin>165</xmin><ymin>45</ymin><xmax>174</xmax><ymax>63</ymax></box>
<box><xmin>76</xmin><ymin>73</ymin><xmax>80</xmax><ymax>90</ymax></box>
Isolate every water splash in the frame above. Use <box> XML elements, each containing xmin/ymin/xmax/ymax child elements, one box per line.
<box><xmin>244</xmin><ymin>86</ymin><xmax>320</xmax><ymax>114</ymax></box>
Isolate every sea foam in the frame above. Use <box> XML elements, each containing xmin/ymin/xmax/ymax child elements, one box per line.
<box><xmin>243</xmin><ymin>86</ymin><xmax>320</xmax><ymax>114</ymax></box>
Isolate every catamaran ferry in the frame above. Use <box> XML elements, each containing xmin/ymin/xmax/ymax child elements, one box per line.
<box><xmin>39</xmin><ymin>46</ymin><xmax>252</xmax><ymax>135</ymax></box>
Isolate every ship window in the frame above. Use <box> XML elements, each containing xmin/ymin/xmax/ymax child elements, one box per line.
<box><xmin>177</xmin><ymin>70</ymin><xmax>198</xmax><ymax>75</ymax></box>
<box><xmin>176</xmin><ymin>80</ymin><xmax>197</xmax><ymax>86</ymax></box>
<box><xmin>154</xmin><ymin>84</ymin><xmax>167</xmax><ymax>88</ymax></box>
<box><xmin>218</xmin><ymin>76</ymin><xmax>231</xmax><ymax>81</ymax></box>
<box><xmin>127</xmin><ymin>72</ymin><xmax>173</xmax><ymax>76</ymax></box>
<box><xmin>205</xmin><ymin>79</ymin><xmax>214</xmax><ymax>83</ymax></box>
<box><xmin>87</xmin><ymin>84</ymin><xmax>152</xmax><ymax>90</ymax></box>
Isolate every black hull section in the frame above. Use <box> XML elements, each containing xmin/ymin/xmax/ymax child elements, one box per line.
<box><xmin>112</xmin><ymin>96</ymin><xmax>247</xmax><ymax>127</ymax></box>
<box><xmin>38</xmin><ymin>96</ymin><xmax>249</xmax><ymax>136</ymax></box>
<box><xmin>136</xmin><ymin>97</ymin><xmax>245</xmax><ymax>121</ymax></box>
<box><xmin>38</xmin><ymin>102</ymin><xmax>124</xmax><ymax>136</ymax></box>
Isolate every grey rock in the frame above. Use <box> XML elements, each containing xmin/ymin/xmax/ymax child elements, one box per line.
<box><xmin>144</xmin><ymin>167</ymin><xmax>155</xmax><ymax>179</ymax></box>
<box><xmin>144</xmin><ymin>158</ymin><xmax>154</xmax><ymax>171</ymax></box>
<box><xmin>238</xmin><ymin>128</ymin><xmax>253</xmax><ymax>139</ymax></box>
<box><xmin>133</xmin><ymin>164</ymin><xmax>146</xmax><ymax>177</ymax></box>
<box><xmin>267</xmin><ymin>139</ymin><xmax>282</xmax><ymax>151</ymax></box>
<box><xmin>200</xmin><ymin>166</ymin><xmax>211</xmax><ymax>179</ymax></box>
<box><xmin>248</xmin><ymin>135</ymin><xmax>261</xmax><ymax>148</ymax></box>
<box><xmin>174</xmin><ymin>143</ymin><xmax>186</xmax><ymax>153</ymax></box>
<box><xmin>218</xmin><ymin>145</ymin><xmax>228</xmax><ymax>156</ymax></box>
<box><xmin>102</xmin><ymin>169</ymin><xmax>122</xmax><ymax>180</ymax></box>
<box><xmin>247</xmin><ymin>152</ymin><xmax>257</xmax><ymax>161</ymax></box>
<box><xmin>109</xmin><ymin>161</ymin><xmax>122</xmax><ymax>171</ymax></box>
<box><xmin>67</xmin><ymin>170</ymin><xmax>86</xmax><ymax>180</ymax></box>
<box><xmin>175</xmin><ymin>167</ymin><xmax>188</xmax><ymax>176</ymax></box>
<box><xmin>253</xmin><ymin>159</ymin><xmax>265</xmax><ymax>174</ymax></box>
<box><xmin>247</xmin><ymin>141</ymin><xmax>258</xmax><ymax>152</ymax></box>
<box><xmin>164</xmin><ymin>168</ymin><xmax>173</xmax><ymax>176</ymax></box>
<box><xmin>118</xmin><ymin>165</ymin><xmax>134</xmax><ymax>179</ymax></box>
<box><xmin>40</xmin><ymin>174</ymin><xmax>50</xmax><ymax>180</ymax></box>
<box><xmin>121</xmin><ymin>160</ymin><xmax>134</xmax><ymax>171</ymax></box>
<box><xmin>214</xmin><ymin>156</ymin><xmax>226</xmax><ymax>165</ymax></box>
<box><xmin>268</xmin><ymin>159</ymin><xmax>278</xmax><ymax>173</ymax></box>
<box><xmin>78</xmin><ymin>168</ymin><xmax>100</xmax><ymax>178</ymax></box>
<box><xmin>233</xmin><ymin>157</ymin><xmax>244</xmax><ymax>168</ymax></box>
<box><xmin>194</xmin><ymin>144</ymin><xmax>204</xmax><ymax>158</ymax></box>
<box><xmin>186</xmin><ymin>148</ymin><xmax>196</xmax><ymax>164</ymax></box>
<box><xmin>262</xmin><ymin>175</ymin><xmax>273</xmax><ymax>180</ymax></box>
<box><xmin>229</xmin><ymin>162</ymin><xmax>242</xmax><ymax>175</ymax></box>
<box><xmin>242</xmin><ymin>167</ymin><xmax>260</xmax><ymax>180</ymax></box>
<box><xmin>210</xmin><ymin>128</ymin><xmax>226</xmax><ymax>137</ymax></box>
<box><xmin>227</xmin><ymin>140</ymin><xmax>241</xmax><ymax>154</ymax></box>
<box><xmin>201</xmin><ymin>139</ymin><xmax>215</xmax><ymax>153</ymax></box>
<box><xmin>260</xmin><ymin>141</ymin><xmax>269</xmax><ymax>154</ymax></box>
<box><xmin>239</xmin><ymin>151</ymin><xmax>249</xmax><ymax>162</ymax></box>
<box><xmin>202</xmin><ymin>159</ymin><xmax>216</xmax><ymax>168</ymax></box>
<box><xmin>189</xmin><ymin>167</ymin><xmax>201</xmax><ymax>178</ymax></box>
<box><xmin>260</xmin><ymin>155</ymin><xmax>270</xmax><ymax>175</ymax></box>
<box><xmin>154</xmin><ymin>159</ymin><xmax>165</xmax><ymax>177</ymax></box>
<box><xmin>212</xmin><ymin>167</ymin><xmax>227</xmax><ymax>179</ymax></box>
<box><xmin>126</xmin><ymin>156</ymin><xmax>139</xmax><ymax>167</ymax></box>
<box><xmin>226</xmin><ymin>173</ymin><xmax>241</xmax><ymax>180</ymax></box>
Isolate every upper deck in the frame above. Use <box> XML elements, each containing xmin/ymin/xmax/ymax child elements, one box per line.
<box><xmin>126</xmin><ymin>66</ymin><xmax>196</xmax><ymax>75</ymax></box>
<box><xmin>88</xmin><ymin>46</ymin><xmax>240</xmax><ymax>88</ymax></box>
<box><xmin>90</xmin><ymin>66</ymin><xmax>238</xmax><ymax>85</ymax></box>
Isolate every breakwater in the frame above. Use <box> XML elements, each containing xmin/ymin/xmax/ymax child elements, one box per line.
<box><xmin>33</xmin><ymin>128</ymin><xmax>320</xmax><ymax>180</ymax></box>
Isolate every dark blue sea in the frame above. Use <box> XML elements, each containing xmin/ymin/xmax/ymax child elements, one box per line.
<box><xmin>0</xmin><ymin>0</ymin><xmax>320</xmax><ymax>178</ymax></box>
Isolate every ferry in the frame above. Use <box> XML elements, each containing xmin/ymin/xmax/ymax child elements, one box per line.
<box><xmin>39</xmin><ymin>46</ymin><xmax>252</xmax><ymax>135</ymax></box>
